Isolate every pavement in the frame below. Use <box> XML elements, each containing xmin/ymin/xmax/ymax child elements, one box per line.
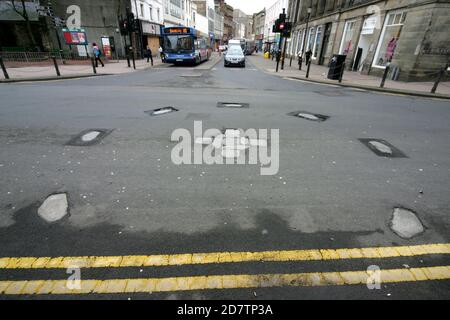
<box><xmin>0</xmin><ymin>53</ymin><xmax>222</xmax><ymax>82</ymax></box>
<box><xmin>249</xmin><ymin>53</ymin><xmax>450</xmax><ymax>98</ymax></box>
<box><xmin>0</xmin><ymin>54</ymin><xmax>449</xmax><ymax>299</ymax></box>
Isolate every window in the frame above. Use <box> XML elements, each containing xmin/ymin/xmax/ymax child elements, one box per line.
<box><xmin>157</xmin><ymin>8</ymin><xmax>160</xmax><ymax>22</ymax></box>
<box><xmin>149</xmin><ymin>6</ymin><xmax>153</xmax><ymax>21</ymax></box>
<box><xmin>339</xmin><ymin>20</ymin><xmax>356</xmax><ymax>55</ymax></box>
<box><xmin>140</xmin><ymin>3</ymin><xmax>144</xmax><ymax>17</ymax></box>
<box><xmin>295</xmin><ymin>30</ymin><xmax>302</xmax><ymax>54</ymax></box>
<box><xmin>306</xmin><ymin>27</ymin><xmax>315</xmax><ymax>52</ymax></box>
<box><xmin>312</xmin><ymin>26</ymin><xmax>322</xmax><ymax>59</ymax></box>
<box><xmin>372</xmin><ymin>11</ymin><xmax>407</xmax><ymax>68</ymax></box>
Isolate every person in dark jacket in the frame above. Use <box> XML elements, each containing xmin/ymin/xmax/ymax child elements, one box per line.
<box><xmin>146</xmin><ymin>45</ymin><xmax>153</xmax><ymax>66</ymax></box>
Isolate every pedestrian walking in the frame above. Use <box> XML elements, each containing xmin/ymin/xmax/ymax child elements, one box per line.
<box><xmin>158</xmin><ymin>46</ymin><xmax>164</xmax><ymax>60</ymax></box>
<box><xmin>146</xmin><ymin>45</ymin><xmax>153</xmax><ymax>66</ymax></box>
<box><xmin>92</xmin><ymin>43</ymin><xmax>104</xmax><ymax>67</ymax></box>
<box><xmin>305</xmin><ymin>49</ymin><xmax>312</xmax><ymax>66</ymax></box>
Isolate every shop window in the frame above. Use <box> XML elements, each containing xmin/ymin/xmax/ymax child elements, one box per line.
<box><xmin>373</xmin><ymin>11</ymin><xmax>406</xmax><ymax>68</ymax></box>
<box><xmin>312</xmin><ymin>26</ymin><xmax>322</xmax><ymax>59</ymax></box>
<box><xmin>339</xmin><ymin>20</ymin><xmax>356</xmax><ymax>55</ymax></box>
<box><xmin>307</xmin><ymin>27</ymin><xmax>315</xmax><ymax>52</ymax></box>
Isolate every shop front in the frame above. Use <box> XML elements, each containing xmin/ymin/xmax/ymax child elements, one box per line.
<box><xmin>141</xmin><ymin>21</ymin><xmax>162</xmax><ymax>57</ymax></box>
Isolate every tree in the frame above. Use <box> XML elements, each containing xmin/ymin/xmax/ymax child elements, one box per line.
<box><xmin>10</xmin><ymin>0</ymin><xmax>37</xmax><ymax>48</ymax></box>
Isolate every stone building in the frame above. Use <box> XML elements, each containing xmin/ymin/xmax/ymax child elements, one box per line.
<box><xmin>214</xmin><ymin>0</ymin><xmax>233</xmax><ymax>43</ymax></box>
<box><xmin>0</xmin><ymin>0</ymin><xmax>129</xmax><ymax>57</ymax></box>
<box><xmin>130</xmin><ymin>1</ymin><xmax>164</xmax><ymax>58</ymax></box>
<box><xmin>264</xmin><ymin>0</ymin><xmax>289</xmax><ymax>51</ymax></box>
<box><xmin>287</xmin><ymin>0</ymin><xmax>450</xmax><ymax>81</ymax></box>
<box><xmin>253</xmin><ymin>9</ymin><xmax>266</xmax><ymax>51</ymax></box>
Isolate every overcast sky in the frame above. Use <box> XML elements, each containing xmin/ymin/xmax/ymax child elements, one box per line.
<box><xmin>225</xmin><ymin>0</ymin><xmax>278</xmax><ymax>15</ymax></box>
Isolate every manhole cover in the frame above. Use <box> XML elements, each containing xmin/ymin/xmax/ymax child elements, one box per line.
<box><xmin>66</xmin><ymin>129</ymin><xmax>113</xmax><ymax>146</ymax></box>
<box><xmin>217</xmin><ymin>102</ymin><xmax>250</xmax><ymax>108</ymax></box>
<box><xmin>288</xmin><ymin>111</ymin><xmax>329</xmax><ymax>122</ymax></box>
<box><xmin>359</xmin><ymin>139</ymin><xmax>407</xmax><ymax>158</ymax></box>
<box><xmin>145</xmin><ymin>107</ymin><xmax>179</xmax><ymax>116</ymax></box>
<box><xmin>314</xmin><ymin>90</ymin><xmax>348</xmax><ymax>97</ymax></box>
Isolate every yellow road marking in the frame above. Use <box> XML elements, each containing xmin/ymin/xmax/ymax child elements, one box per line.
<box><xmin>0</xmin><ymin>243</ymin><xmax>449</xmax><ymax>269</ymax></box>
<box><xmin>1</xmin><ymin>266</ymin><xmax>449</xmax><ymax>295</ymax></box>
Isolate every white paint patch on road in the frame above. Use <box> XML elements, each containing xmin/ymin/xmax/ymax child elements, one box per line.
<box><xmin>37</xmin><ymin>193</ymin><xmax>69</xmax><ymax>222</ymax></box>
<box><xmin>225</xmin><ymin>104</ymin><xmax>244</xmax><ymax>108</ymax></box>
<box><xmin>369</xmin><ymin>141</ymin><xmax>393</xmax><ymax>154</ymax></box>
<box><xmin>390</xmin><ymin>208</ymin><xmax>424</xmax><ymax>239</ymax></box>
<box><xmin>81</xmin><ymin>131</ymin><xmax>101</xmax><ymax>142</ymax></box>
<box><xmin>153</xmin><ymin>109</ymin><xmax>173</xmax><ymax>115</ymax></box>
<box><xmin>298</xmin><ymin>113</ymin><xmax>320</xmax><ymax>121</ymax></box>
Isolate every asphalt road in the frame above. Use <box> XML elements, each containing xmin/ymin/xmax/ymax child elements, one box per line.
<box><xmin>0</xmin><ymin>55</ymin><xmax>449</xmax><ymax>299</ymax></box>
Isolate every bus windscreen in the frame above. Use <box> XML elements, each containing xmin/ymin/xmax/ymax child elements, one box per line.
<box><xmin>163</xmin><ymin>35</ymin><xmax>194</xmax><ymax>53</ymax></box>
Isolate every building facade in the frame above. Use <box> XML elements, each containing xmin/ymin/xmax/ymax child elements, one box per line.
<box><xmin>253</xmin><ymin>9</ymin><xmax>266</xmax><ymax>50</ymax></box>
<box><xmin>163</xmin><ymin>0</ymin><xmax>184</xmax><ymax>26</ymax></box>
<box><xmin>215</xmin><ymin>0</ymin><xmax>233</xmax><ymax>43</ymax></box>
<box><xmin>214</xmin><ymin>11</ymin><xmax>224</xmax><ymax>47</ymax></box>
<box><xmin>288</xmin><ymin>0</ymin><xmax>450</xmax><ymax>81</ymax></box>
<box><xmin>233</xmin><ymin>8</ymin><xmax>252</xmax><ymax>40</ymax></box>
<box><xmin>264</xmin><ymin>0</ymin><xmax>289</xmax><ymax>51</ymax></box>
<box><xmin>0</xmin><ymin>0</ymin><xmax>129</xmax><ymax>57</ymax></box>
<box><xmin>131</xmin><ymin>0</ymin><xmax>164</xmax><ymax>57</ymax></box>
<box><xmin>193</xmin><ymin>0</ymin><xmax>215</xmax><ymax>43</ymax></box>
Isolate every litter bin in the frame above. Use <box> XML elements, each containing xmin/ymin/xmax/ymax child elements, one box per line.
<box><xmin>328</xmin><ymin>54</ymin><xmax>346</xmax><ymax>80</ymax></box>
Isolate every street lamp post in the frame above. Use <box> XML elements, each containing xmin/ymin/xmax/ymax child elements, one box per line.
<box><xmin>300</xmin><ymin>7</ymin><xmax>312</xmax><ymax>69</ymax></box>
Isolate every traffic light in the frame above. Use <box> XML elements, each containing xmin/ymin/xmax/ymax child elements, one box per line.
<box><xmin>119</xmin><ymin>19</ymin><xmax>128</xmax><ymax>35</ymax></box>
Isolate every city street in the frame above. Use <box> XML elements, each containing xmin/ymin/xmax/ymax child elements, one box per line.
<box><xmin>0</xmin><ymin>54</ymin><xmax>449</xmax><ymax>299</ymax></box>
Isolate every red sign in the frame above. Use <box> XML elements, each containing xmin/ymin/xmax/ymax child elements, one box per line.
<box><xmin>63</xmin><ymin>30</ymin><xmax>88</xmax><ymax>45</ymax></box>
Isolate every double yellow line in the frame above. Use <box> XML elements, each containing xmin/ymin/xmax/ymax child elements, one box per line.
<box><xmin>1</xmin><ymin>243</ymin><xmax>449</xmax><ymax>295</ymax></box>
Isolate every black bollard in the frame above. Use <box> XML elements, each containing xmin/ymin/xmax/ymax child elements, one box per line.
<box><xmin>306</xmin><ymin>60</ymin><xmax>311</xmax><ymax>78</ymax></box>
<box><xmin>339</xmin><ymin>63</ymin><xmax>345</xmax><ymax>83</ymax></box>
<box><xmin>431</xmin><ymin>64</ymin><xmax>448</xmax><ymax>94</ymax></box>
<box><xmin>0</xmin><ymin>56</ymin><xmax>9</xmax><ymax>80</ymax></box>
<box><xmin>380</xmin><ymin>63</ymin><xmax>391</xmax><ymax>88</ymax></box>
<box><xmin>91</xmin><ymin>57</ymin><xmax>97</xmax><ymax>74</ymax></box>
<box><xmin>52</xmin><ymin>56</ymin><xmax>61</xmax><ymax>76</ymax></box>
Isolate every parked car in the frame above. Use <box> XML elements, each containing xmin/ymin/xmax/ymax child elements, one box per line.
<box><xmin>224</xmin><ymin>46</ymin><xmax>245</xmax><ymax>68</ymax></box>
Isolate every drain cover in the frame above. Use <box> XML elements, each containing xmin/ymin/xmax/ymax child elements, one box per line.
<box><xmin>66</xmin><ymin>129</ymin><xmax>113</xmax><ymax>146</ymax></box>
<box><xmin>146</xmin><ymin>107</ymin><xmax>179</xmax><ymax>116</ymax></box>
<box><xmin>217</xmin><ymin>102</ymin><xmax>250</xmax><ymax>108</ymax></box>
<box><xmin>359</xmin><ymin>139</ymin><xmax>407</xmax><ymax>158</ymax></box>
<box><xmin>288</xmin><ymin>111</ymin><xmax>329</xmax><ymax>122</ymax></box>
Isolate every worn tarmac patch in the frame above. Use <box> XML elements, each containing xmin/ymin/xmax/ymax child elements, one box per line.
<box><xmin>66</xmin><ymin>129</ymin><xmax>113</xmax><ymax>146</ymax></box>
<box><xmin>37</xmin><ymin>193</ymin><xmax>69</xmax><ymax>223</ymax></box>
<box><xmin>145</xmin><ymin>107</ymin><xmax>179</xmax><ymax>116</ymax></box>
<box><xmin>359</xmin><ymin>139</ymin><xmax>407</xmax><ymax>158</ymax></box>
<box><xmin>390</xmin><ymin>207</ymin><xmax>425</xmax><ymax>239</ymax></box>
<box><xmin>288</xmin><ymin>111</ymin><xmax>329</xmax><ymax>122</ymax></box>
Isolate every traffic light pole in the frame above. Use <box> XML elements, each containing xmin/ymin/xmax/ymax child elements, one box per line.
<box><xmin>276</xmin><ymin>35</ymin><xmax>283</xmax><ymax>73</ymax></box>
<box><xmin>281</xmin><ymin>37</ymin><xmax>287</xmax><ymax>70</ymax></box>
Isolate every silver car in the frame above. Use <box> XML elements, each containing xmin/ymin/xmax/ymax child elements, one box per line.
<box><xmin>224</xmin><ymin>46</ymin><xmax>245</xmax><ymax>68</ymax></box>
